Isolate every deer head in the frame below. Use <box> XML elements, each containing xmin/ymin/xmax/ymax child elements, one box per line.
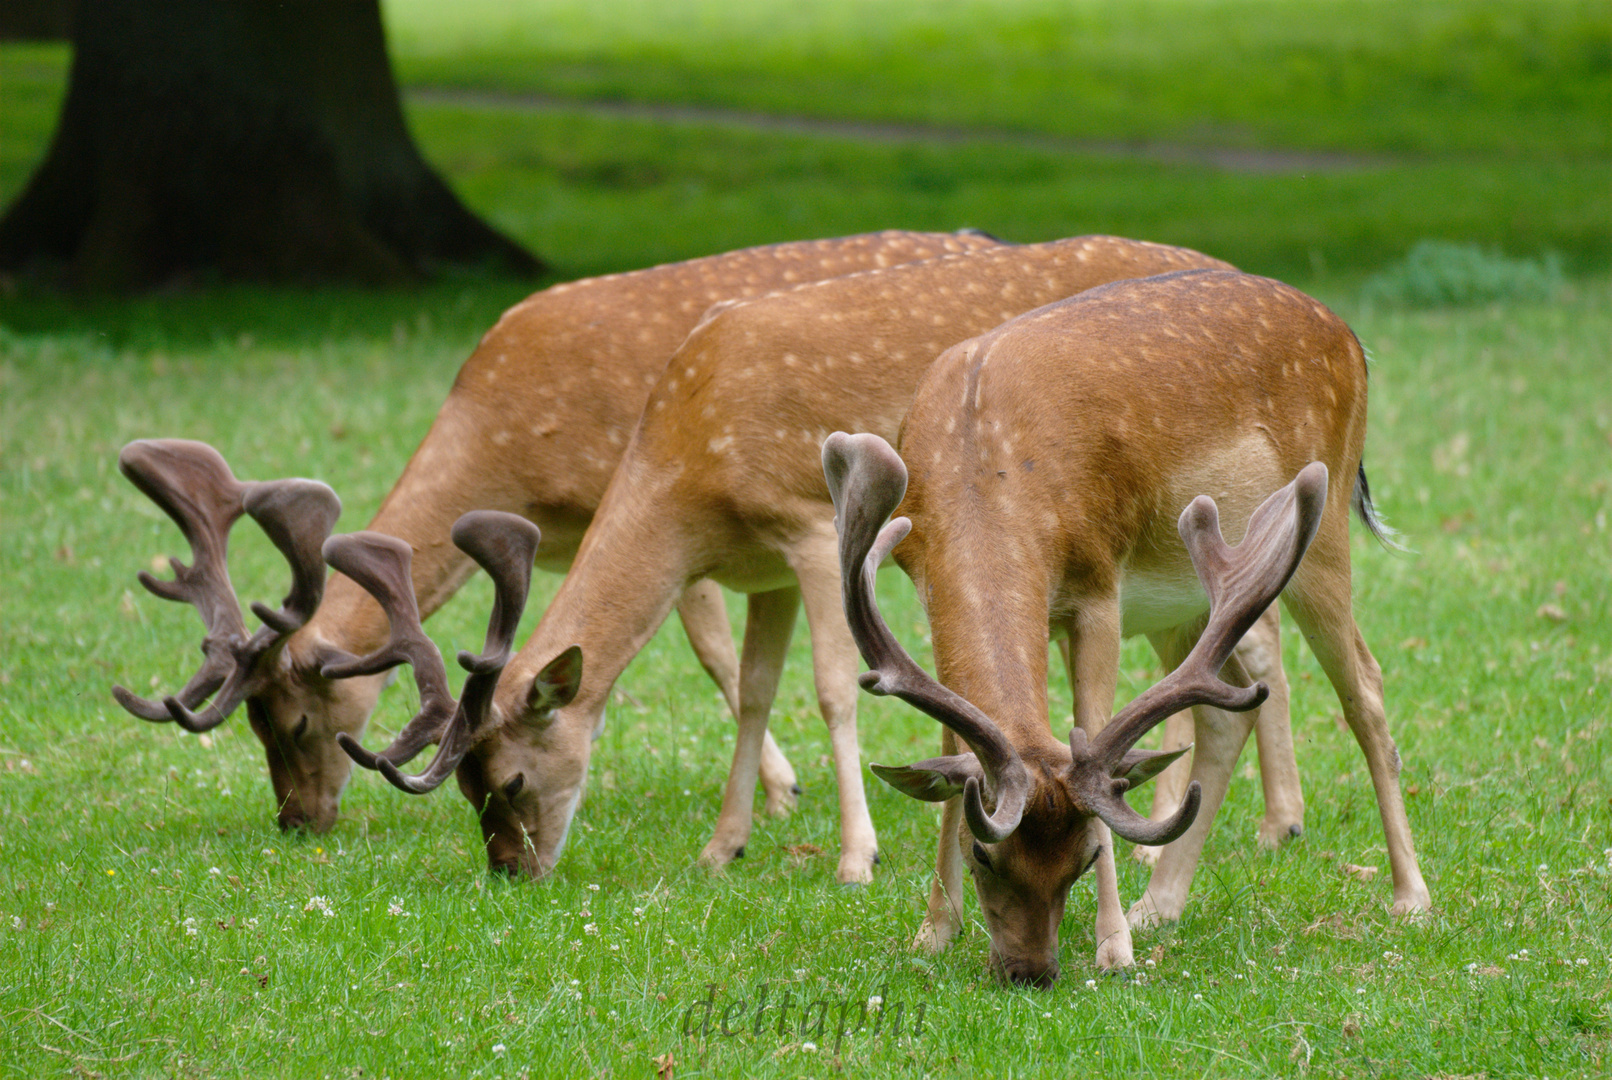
<box><xmin>111</xmin><ymin>439</ymin><xmax>363</xmax><ymax>831</ymax></box>
<box><xmin>328</xmin><ymin>511</ymin><xmax>589</xmax><ymax>877</ymax></box>
<box><xmin>823</xmin><ymin>432</ymin><xmax>1326</xmax><ymax>987</ymax></box>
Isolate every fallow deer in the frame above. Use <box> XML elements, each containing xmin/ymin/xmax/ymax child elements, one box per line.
<box><xmin>113</xmin><ymin>230</ymin><xmax>1000</xmax><ymax>832</ymax></box>
<box><xmin>823</xmin><ymin>269</ymin><xmax>1432</xmax><ymax>987</ymax></box>
<box><xmin>337</xmin><ymin>236</ymin><xmax>1299</xmax><ymax>940</ymax></box>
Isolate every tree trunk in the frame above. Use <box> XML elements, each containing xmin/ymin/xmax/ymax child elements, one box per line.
<box><xmin>0</xmin><ymin>0</ymin><xmax>541</xmax><ymax>290</ymax></box>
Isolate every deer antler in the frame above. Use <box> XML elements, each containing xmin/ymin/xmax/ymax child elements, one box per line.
<box><xmin>111</xmin><ymin>440</ymin><xmax>340</xmax><ymax>732</ymax></box>
<box><xmin>332</xmin><ymin>510</ymin><xmax>540</xmax><ymax>792</ymax></box>
<box><xmin>823</xmin><ymin>432</ymin><xmax>1030</xmax><ymax>843</ymax></box>
<box><xmin>1068</xmin><ymin>462</ymin><xmax>1329</xmax><ymax>845</ymax></box>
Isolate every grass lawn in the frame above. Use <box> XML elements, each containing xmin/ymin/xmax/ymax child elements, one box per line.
<box><xmin>1</xmin><ymin>277</ymin><xmax>1608</xmax><ymax>1077</ymax></box>
<box><xmin>1</xmin><ymin>1</ymin><xmax>1609</xmax><ymax>1076</ymax></box>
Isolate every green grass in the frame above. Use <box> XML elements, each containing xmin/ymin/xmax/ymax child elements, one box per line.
<box><xmin>382</xmin><ymin>0</ymin><xmax>1610</xmax><ymax>158</ymax></box>
<box><xmin>2</xmin><ymin>281</ymin><xmax>1609</xmax><ymax>1076</ymax></box>
<box><xmin>4</xmin><ymin>1</ymin><xmax>1609</xmax><ymax>281</ymax></box>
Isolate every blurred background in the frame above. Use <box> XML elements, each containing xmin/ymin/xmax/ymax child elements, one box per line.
<box><xmin>2</xmin><ymin>0</ymin><xmax>1606</xmax><ymax>311</ymax></box>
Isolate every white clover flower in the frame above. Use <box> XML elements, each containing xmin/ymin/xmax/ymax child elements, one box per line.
<box><xmin>1245</xmin><ymin>958</ymin><xmax>1256</xmax><ymax>967</ymax></box>
<box><xmin>245</xmin><ymin>917</ymin><xmax>259</xmax><ymax>930</ymax></box>
<box><xmin>1145</xmin><ymin>958</ymin><xmax>1156</xmax><ymax>968</ymax></box>
<box><xmin>587</xmin><ymin>883</ymin><xmax>600</xmax><ymax>892</ymax></box>
<box><xmin>867</xmin><ymin>995</ymin><xmax>883</xmax><ymax>1012</ymax></box>
<box><xmin>570</xmin><ymin>978</ymin><xmax>580</xmax><ymax>986</ymax></box>
<box><xmin>610</xmin><ymin>944</ymin><xmax>620</xmax><ymax>952</ymax></box>
<box><xmin>1466</xmin><ymin>962</ymin><xmax>1478</xmax><ymax>973</ymax></box>
<box><xmin>11</xmin><ymin>916</ymin><xmax>23</xmax><ymax>930</ymax></box>
<box><xmin>1085</xmin><ymin>979</ymin><xmax>1097</xmax><ymax>990</ymax></box>
<box><xmin>492</xmin><ymin>1044</ymin><xmax>506</xmax><ymax>1055</ymax></box>
<box><xmin>1192</xmin><ymin>993</ymin><xmax>1203</xmax><ymax>1001</ymax></box>
<box><xmin>1576</xmin><ymin>958</ymin><xmax>1589</xmax><ymax>966</ymax></box>
<box><xmin>801</xmin><ymin>1042</ymin><xmax>817</xmax><ymax>1053</ymax></box>
<box><xmin>632</xmin><ymin>907</ymin><xmax>644</xmax><ymax>917</ymax></box>
<box><xmin>583</xmin><ymin>922</ymin><xmax>598</xmax><ymax>935</ymax></box>
<box><xmin>388</xmin><ymin>900</ymin><xmax>407</xmax><ymax>917</ymax></box>
<box><xmin>207</xmin><ymin>867</ymin><xmax>222</xmax><ymax>877</ymax></box>
<box><xmin>182</xmin><ymin>917</ymin><xmax>199</xmax><ymax>937</ymax></box>
<box><xmin>303</xmin><ymin>895</ymin><xmax>334</xmax><ymax>918</ymax></box>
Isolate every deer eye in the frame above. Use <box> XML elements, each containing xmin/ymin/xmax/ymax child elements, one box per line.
<box><xmin>971</xmin><ymin>841</ymin><xmax>993</xmax><ymax>873</ymax></box>
<box><xmin>291</xmin><ymin>715</ymin><xmax>309</xmax><ymax>741</ymax></box>
<box><xmin>502</xmin><ymin>774</ymin><xmax>525</xmax><ymax>802</ymax></box>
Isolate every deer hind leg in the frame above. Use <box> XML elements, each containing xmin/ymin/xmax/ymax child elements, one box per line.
<box><xmin>914</xmin><ymin>727</ymin><xmax>967</xmax><ymax>953</ymax></box>
<box><xmin>1241</xmin><ymin>607</ymin><xmax>1305</xmax><ymax>849</ymax></box>
<box><xmin>698</xmin><ymin>585</ymin><xmax>801</xmax><ymax>870</ymax></box>
<box><xmin>1061</xmin><ymin>596</ymin><xmax>1134</xmax><ymax>970</ymax></box>
<box><xmin>1134</xmin><ymin>608</ymin><xmax>1301</xmax><ymax>864</ymax></box>
<box><xmin>1128</xmin><ymin>621</ymin><xmax>1259</xmax><ymax>929</ymax></box>
<box><xmin>676</xmin><ymin>578</ymin><xmax>800</xmax><ymax>816</ymax></box>
<box><xmin>1133</xmin><ymin>706</ymin><xmax>1194</xmax><ymax>867</ymax></box>
<box><xmin>792</xmin><ymin>529</ymin><xmax>879</xmax><ymax>884</ymax></box>
<box><xmin>1281</xmin><ymin>550</ymin><xmax>1431</xmax><ymax>916</ymax></box>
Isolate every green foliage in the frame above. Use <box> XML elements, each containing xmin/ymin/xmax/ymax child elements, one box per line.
<box><xmin>1361</xmin><ymin>241</ymin><xmax>1566</xmax><ymax>309</ymax></box>
<box><xmin>1</xmin><ymin>281</ymin><xmax>1609</xmax><ymax>1077</ymax></box>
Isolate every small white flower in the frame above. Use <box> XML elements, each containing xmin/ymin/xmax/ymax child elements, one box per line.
<box><xmin>1466</xmin><ymin>962</ymin><xmax>1478</xmax><ymax>973</ymax></box>
<box><xmin>868</xmin><ymin>995</ymin><xmax>883</xmax><ymax>1012</ymax></box>
<box><xmin>388</xmin><ymin>900</ymin><xmax>407</xmax><ymax>917</ymax></box>
<box><xmin>608</xmin><ymin>1010</ymin><xmax>618</xmax><ymax>1018</ymax></box>
<box><xmin>570</xmin><ymin>978</ymin><xmax>580</xmax><ymax>986</ymax></box>
<box><xmin>182</xmin><ymin>917</ymin><xmax>198</xmax><ymax>937</ymax></box>
<box><xmin>1576</xmin><ymin>958</ymin><xmax>1589</xmax><ymax>966</ymax></box>
<box><xmin>794</xmin><ymin>968</ymin><xmax>806</xmax><ymax>978</ymax></box>
<box><xmin>245</xmin><ymin>917</ymin><xmax>259</xmax><ymax>930</ymax></box>
<box><xmin>1356</xmin><ymin>987</ymin><xmax>1366</xmax><ymax>994</ymax></box>
<box><xmin>261</xmin><ymin>848</ymin><xmax>275</xmax><ymax>857</ymax></box>
<box><xmin>609</xmin><ymin>944</ymin><xmax>619</xmax><ymax>951</ymax></box>
<box><xmin>1085</xmin><ymin>979</ymin><xmax>1097</xmax><ymax>990</ymax></box>
<box><xmin>1192</xmin><ymin>993</ymin><xmax>1203</xmax><ymax>1001</ymax></box>
<box><xmin>303</xmin><ymin>895</ymin><xmax>334</xmax><ymax>918</ymax></box>
<box><xmin>583</xmin><ymin>922</ymin><xmax>598</xmax><ymax>935</ymax></box>
<box><xmin>682</xmin><ymin>789</ymin><xmax>692</xmax><ymax>796</ymax></box>
<box><xmin>1245</xmin><ymin>958</ymin><xmax>1256</xmax><ymax>967</ymax></box>
<box><xmin>587</xmin><ymin>883</ymin><xmax>600</xmax><ymax>892</ymax></box>
<box><xmin>632</xmin><ymin>907</ymin><xmax>644</xmax><ymax>917</ymax></box>
<box><xmin>801</xmin><ymin>1042</ymin><xmax>817</xmax><ymax>1053</ymax></box>
<box><xmin>491</xmin><ymin>1044</ymin><xmax>506</xmax><ymax>1055</ymax></box>
<box><xmin>1145</xmin><ymin>958</ymin><xmax>1156</xmax><ymax>968</ymax></box>
<box><xmin>207</xmin><ymin>867</ymin><xmax>222</xmax><ymax>877</ymax></box>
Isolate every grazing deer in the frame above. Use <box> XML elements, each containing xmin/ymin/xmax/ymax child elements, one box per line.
<box><xmin>112</xmin><ymin>230</ymin><xmax>1000</xmax><ymax>832</ymax></box>
<box><xmin>338</xmin><ymin>235</ymin><xmax>1299</xmax><ymax>916</ymax></box>
<box><xmin>823</xmin><ymin>269</ymin><xmax>1431</xmax><ymax>987</ymax></box>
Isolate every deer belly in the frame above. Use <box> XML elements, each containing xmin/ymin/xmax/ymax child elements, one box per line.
<box><xmin>1118</xmin><ymin>568</ymin><xmax>1209</xmax><ymax>637</ymax></box>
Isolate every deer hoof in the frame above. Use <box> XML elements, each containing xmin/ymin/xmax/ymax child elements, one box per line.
<box><xmin>1095</xmin><ymin>936</ymin><xmax>1135</xmax><ymax>971</ymax></box>
<box><xmin>1131</xmin><ymin>844</ymin><xmax>1162</xmax><ymax>867</ymax></box>
<box><xmin>1256</xmin><ymin>818</ymin><xmax>1304</xmax><ymax>850</ymax></box>
<box><xmin>912</xmin><ymin>917</ymin><xmax>959</xmax><ymax>954</ymax></box>
<box><xmin>761</xmin><ymin>788</ymin><xmax>798</xmax><ymax>818</ymax></box>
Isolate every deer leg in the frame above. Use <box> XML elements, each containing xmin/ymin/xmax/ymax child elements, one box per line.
<box><xmin>1240</xmin><ymin>607</ymin><xmax>1304</xmax><ymax>849</ymax></box>
<box><xmin>676</xmin><ymin>577</ymin><xmax>800</xmax><ymax>816</ymax></box>
<box><xmin>697</xmin><ymin>585</ymin><xmax>801</xmax><ymax>870</ymax></box>
<box><xmin>1133</xmin><ymin>706</ymin><xmax>1194</xmax><ymax>867</ymax></box>
<box><xmin>792</xmin><ymin>531</ymin><xmax>880</xmax><ymax>884</ymax></box>
<box><xmin>1128</xmin><ymin>627</ymin><xmax>1259</xmax><ymax>928</ymax></box>
<box><xmin>1282</xmin><ymin>559</ymin><xmax>1431</xmax><ymax>916</ymax></box>
<box><xmin>1061</xmin><ymin>597</ymin><xmax>1134</xmax><ymax>970</ymax></box>
<box><xmin>914</xmin><ymin>726</ymin><xmax>967</xmax><ymax>953</ymax></box>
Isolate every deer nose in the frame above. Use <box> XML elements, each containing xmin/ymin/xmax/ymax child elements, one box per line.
<box><xmin>1001</xmin><ymin>957</ymin><xmax>1060</xmax><ymax>990</ymax></box>
<box><xmin>277</xmin><ymin>808</ymin><xmax>310</xmax><ymax>832</ymax></box>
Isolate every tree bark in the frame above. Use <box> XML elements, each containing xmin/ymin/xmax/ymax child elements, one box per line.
<box><xmin>0</xmin><ymin>0</ymin><xmax>541</xmax><ymax>290</ymax></box>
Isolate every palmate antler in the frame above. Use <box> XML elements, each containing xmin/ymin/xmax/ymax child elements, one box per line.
<box><xmin>1067</xmin><ymin>462</ymin><xmax>1328</xmax><ymax>844</ymax></box>
<box><xmin>111</xmin><ymin>440</ymin><xmax>341</xmax><ymax>732</ymax></box>
<box><xmin>823</xmin><ymin>432</ymin><xmax>1030</xmax><ymax>843</ymax></box>
<box><xmin>824</xmin><ymin>431</ymin><xmax>1327</xmax><ymax>848</ymax></box>
<box><xmin>332</xmin><ymin>510</ymin><xmax>542</xmax><ymax>792</ymax></box>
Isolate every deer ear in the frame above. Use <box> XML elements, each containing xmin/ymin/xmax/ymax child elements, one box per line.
<box><xmin>525</xmin><ymin>645</ymin><xmax>583</xmax><ymax>714</ymax></box>
<box><xmin>870</xmin><ymin>755</ymin><xmax>984</xmax><ymax>802</ymax></box>
<box><xmin>1112</xmin><ymin>745</ymin><xmax>1191</xmax><ymax>789</ymax></box>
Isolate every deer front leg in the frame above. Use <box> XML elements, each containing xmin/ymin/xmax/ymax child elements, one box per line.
<box><xmin>1061</xmin><ymin>596</ymin><xmax>1133</xmax><ymax>971</ymax></box>
<box><xmin>793</xmin><ymin>532</ymin><xmax>879</xmax><ymax>884</ymax></box>
<box><xmin>676</xmin><ymin>577</ymin><xmax>800</xmax><ymax>816</ymax></box>
<box><xmin>914</xmin><ymin>727</ymin><xmax>967</xmax><ymax>953</ymax></box>
<box><xmin>698</xmin><ymin>586</ymin><xmax>801</xmax><ymax>870</ymax></box>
